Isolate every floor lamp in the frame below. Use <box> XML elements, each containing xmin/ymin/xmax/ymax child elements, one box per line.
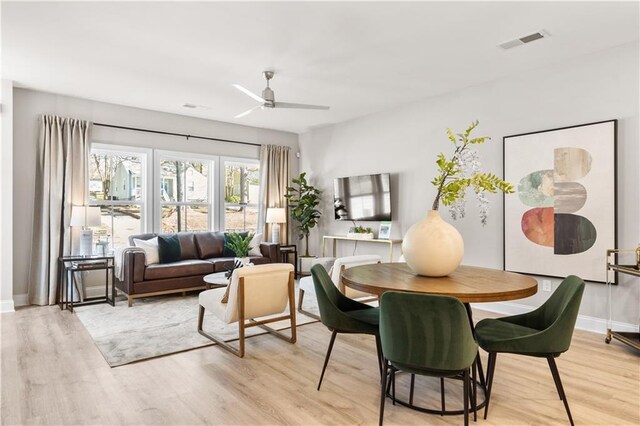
<box><xmin>265</xmin><ymin>208</ymin><xmax>286</xmax><ymax>244</ymax></box>
<box><xmin>70</xmin><ymin>205</ymin><xmax>101</xmax><ymax>255</ymax></box>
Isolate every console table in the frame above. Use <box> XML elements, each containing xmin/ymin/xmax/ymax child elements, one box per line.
<box><xmin>57</xmin><ymin>254</ymin><xmax>116</xmax><ymax>313</ymax></box>
<box><xmin>280</xmin><ymin>244</ymin><xmax>299</xmax><ymax>277</ymax></box>
<box><xmin>322</xmin><ymin>235</ymin><xmax>402</xmax><ymax>262</ymax></box>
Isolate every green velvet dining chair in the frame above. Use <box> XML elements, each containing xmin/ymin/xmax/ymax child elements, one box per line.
<box><xmin>475</xmin><ymin>275</ymin><xmax>585</xmax><ymax>425</ymax></box>
<box><xmin>379</xmin><ymin>291</ymin><xmax>478</xmax><ymax>426</ymax></box>
<box><xmin>311</xmin><ymin>264</ymin><xmax>382</xmax><ymax>390</ymax></box>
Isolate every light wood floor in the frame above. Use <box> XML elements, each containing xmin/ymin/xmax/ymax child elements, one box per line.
<box><xmin>1</xmin><ymin>305</ymin><xmax>638</xmax><ymax>425</ymax></box>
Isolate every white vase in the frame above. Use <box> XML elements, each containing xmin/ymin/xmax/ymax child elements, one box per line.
<box><xmin>236</xmin><ymin>257</ymin><xmax>251</xmax><ymax>266</ymax></box>
<box><xmin>402</xmin><ymin>210</ymin><xmax>464</xmax><ymax>277</ymax></box>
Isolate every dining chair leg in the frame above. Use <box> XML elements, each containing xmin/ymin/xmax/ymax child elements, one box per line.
<box><xmin>391</xmin><ymin>369</ymin><xmax>396</xmax><ymax>406</ymax></box>
<box><xmin>472</xmin><ymin>359</ymin><xmax>477</xmax><ymax>421</ymax></box>
<box><xmin>547</xmin><ymin>356</ymin><xmax>564</xmax><ymax>401</ymax></box>
<box><xmin>317</xmin><ymin>330</ymin><xmax>338</xmax><ymax>391</ymax></box>
<box><xmin>440</xmin><ymin>378</ymin><xmax>446</xmax><ymax>415</ymax></box>
<box><xmin>375</xmin><ymin>335</ymin><xmax>383</xmax><ymax>381</ymax></box>
<box><xmin>463</xmin><ymin>368</ymin><xmax>470</xmax><ymax>426</ymax></box>
<box><xmin>379</xmin><ymin>359</ymin><xmax>389</xmax><ymax>426</ymax></box>
<box><xmin>483</xmin><ymin>352</ymin><xmax>497</xmax><ymax>420</ymax></box>
<box><xmin>547</xmin><ymin>356</ymin><xmax>575</xmax><ymax>426</ymax></box>
<box><xmin>409</xmin><ymin>374</ymin><xmax>415</xmax><ymax>405</ymax></box>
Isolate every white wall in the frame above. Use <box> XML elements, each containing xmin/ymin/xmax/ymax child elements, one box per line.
<box><xmin>1</xmin><ymin>79</ymin><xmax>15</xmax><ymax>312</ymax></box>
<box><xmin>300</xmin><ymin>42</ymin><xmax>639</xmax><ymax>327</ymax></box>
<box><xmin>12</xmin><ymin>88</ymin><xmax>299</xmax><ymax>302</ymax></box>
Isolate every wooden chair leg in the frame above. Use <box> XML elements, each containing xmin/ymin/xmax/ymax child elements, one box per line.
<box><xmin>197</xmin><ymin>305</ymin><xmax>246</xmax><ymax>358</ymax></box>
<box><xmin>484</xmin><ymin>352</ymin><xmax>497</xmax><ymax>420</ymax></box>
<box><xmin>547</xmin><ymin>356</ymin><xmax>575</xmax><ymax>426</ymax></box>
<box><xmin>318</xmin><ymin>330</ymin><xmax>338</xmax><ymax>390</ymax></box>
<box><xmin>297</xmin><ymin>288</ymin><xmax>320</xmax><ymax>320</ymax></box>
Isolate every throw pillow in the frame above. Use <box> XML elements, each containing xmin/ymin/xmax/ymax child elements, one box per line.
<box><xmin>158</xmin><ymin>235</ymin><xmax>182</xmax><ymax>264</ymax></box>
<box><xmin>223</xmin><ymin>232</ymin><xmax>249</xmax><ymax>257</ymax></box>
<box><xmin>248</xmin><ymin>233</ymin><xmax>263</xmax><ymax>256</ymax></box>
<box><xmin>132</xmin><ymin>237</ymin><xmax>160</xmax><ymax>265</ymax></box>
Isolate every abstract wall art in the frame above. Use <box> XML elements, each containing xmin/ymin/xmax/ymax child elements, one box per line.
<box><xmin>504</xmin><ymin>120</ymin><xmax>617</xmax><ymax>283</ymax></box>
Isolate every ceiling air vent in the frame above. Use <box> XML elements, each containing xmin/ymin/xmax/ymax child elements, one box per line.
<box><xmin>498</xmin><ymin>30</ymin><xmax>550</xmax><ymax>50</ymax></box>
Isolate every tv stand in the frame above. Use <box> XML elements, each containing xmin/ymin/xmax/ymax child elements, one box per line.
<box><xmin>322</xmin><ymin>235</ymin><xmax>403</xmax><ymax>262</ymax></box>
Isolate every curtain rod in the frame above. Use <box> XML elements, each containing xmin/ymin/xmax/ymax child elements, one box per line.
<box><xmin>93</xmin><ymin>122</ymin><xmax>261</xmax><ymax>147</ymax></box>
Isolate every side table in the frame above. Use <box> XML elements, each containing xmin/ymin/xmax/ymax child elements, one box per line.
<box><xmin>57</xmin><ymin>254</ymin><xmax>116</xmax><ymax>313</ymax></box>
<box><xmin>280</xmin><ymin>245</ymin><xmax>298</xmax><ymax>278</ymax></box>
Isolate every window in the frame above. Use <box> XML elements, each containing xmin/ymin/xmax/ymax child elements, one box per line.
<box><xmin>90</xmin><ymin>146</ymin><xmax>260</xmax><ymax>241</ymax></box>
<box><xmin>89</xmin><ymin>145</ymin><xmax>150</xmax><ymax>248</ymax></box>
<box><xmin>157</xmin><ymin>152</ymin><xmax>215</xmax><ymax>233</ymax></box>
<box><xmin>222</xmin><ymin>158</ymin><xmax>260</xmax><ymax>232</ymax></box>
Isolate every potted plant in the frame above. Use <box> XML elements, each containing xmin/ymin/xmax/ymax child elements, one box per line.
<box><xmin>225</xmin><ymin>232</ymin><xmax>254</xmax><ymax>266</ymax></box>
<box><xmin>285</xmin><ymin>172</ymin><xmax>321</xmax><ymax>273</ymax></box>
<box><xmin>347</xmin><ymin>225</ymin><xmax>374</xmax><ymax>239</ymax></box>
<box><xmin>403</xmin><ymin>121</ymin><xmax>514</xmax><ymax>276</ymax></box>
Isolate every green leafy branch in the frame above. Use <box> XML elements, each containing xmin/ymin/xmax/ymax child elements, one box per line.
<box><xmin>431</xmin><ymin>120</ymin><xmax>514</xmax><ymax>216</ymax></box>
<box><xmin>225</xmin><ymin>232</ymin><xmax>254</xmax><ymax>258</ymax></box>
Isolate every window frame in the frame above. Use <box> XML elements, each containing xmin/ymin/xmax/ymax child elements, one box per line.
<box><xmin>88</xmin><ymin>143</ymin><xmax>153</xmax><ymax>246</ymax></box>
<box><xmin>154</xmin><ymin>150</ymin><xmax>220</xmax><ymax>233</ymax></box>
<box><xmin>220</xmin><ymin>156</ymin><xmax>261</xmax><ymax>233</ymax></box>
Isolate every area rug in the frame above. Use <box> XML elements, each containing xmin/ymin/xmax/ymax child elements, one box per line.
<box><xmin>75</xmin><ymin>287</ymin><xmax>320</xmax><ymax>367</ymax></box>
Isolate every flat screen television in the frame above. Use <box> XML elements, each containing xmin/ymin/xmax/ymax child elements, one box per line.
<box><xmin>333</xmin><ymin>173</ymin><xmax>392</xmax><ymax>221</ymax></box>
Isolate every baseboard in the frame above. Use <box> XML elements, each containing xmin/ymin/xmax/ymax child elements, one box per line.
<box><xmin>0</xmin><ymin>299</ymin><xmax>15</xmax><ymax>313</ymax></box>
<box><xmin>12</xmin><ymin>293</ymin><xmax>28</xmax><ymax>308</ymax></box>
<box><xmin>472</xmin><ymin>301</ymin><xmax>639</xmax><ymax>335</ymax></box>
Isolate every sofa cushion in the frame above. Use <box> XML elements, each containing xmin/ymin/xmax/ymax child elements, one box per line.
<box><xmin>177</xmin><ymin>233</ymin><xmax>198</xmax><ymax>260</ymax></box>
<box><xmin>144</xmin><ymin>259</ymin><xmax>214</xmax><ymax>281</ymax></box>
<box><xmin>206</xmin><ymin>256</ymin><xmax>270</xmax><ymax>273</ymax></box>
<box><xmin>195</xmin><ymin>232</ymin><xmax>225</xmax><ymax>259</ymax></box>
<box><xmin>208</xmin><ymin>257</ymin><xmax>238</xmax><ymax>273</ymax></box>
<box><xmin>158</xmin><ymin>235</ymin><xmax>182</xmax><ymax>264</ymax></box>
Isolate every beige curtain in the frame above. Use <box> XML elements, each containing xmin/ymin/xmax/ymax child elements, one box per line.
<box><xmin>258</xmin><ymin>145</ymin><xmax>290</xmax><ymax>244</ymax></box>
<box><xmin>28</xmin><ymin>115</ymin><xmax>91</xmax><ymax>305</ymax></box>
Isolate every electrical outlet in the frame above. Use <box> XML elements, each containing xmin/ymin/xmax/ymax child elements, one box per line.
<box><xmin>542</xmin><ymin>280</ymin><xmax>552</xmax><ymax>292</ymax></box>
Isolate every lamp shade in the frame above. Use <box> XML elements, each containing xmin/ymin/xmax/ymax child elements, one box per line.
<box><xmin>265</xmin><ymin>208</ymin><xmax>286</xmax><ymax>224</ymax></box>
<box><xmin>70</xmin><ymin>206</ymin><xmax>101</xmax><ymax>227</ymax></box>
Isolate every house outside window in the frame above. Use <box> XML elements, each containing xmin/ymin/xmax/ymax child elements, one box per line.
<box><xmin>89</xmin><ymin>144</ymin><xmax>151</xmax><ymax>248</ymax></box>
<box><xmin>157</xmin><ymin>151</ymin><xmax>216</xmax><ymax>233</ymax></box>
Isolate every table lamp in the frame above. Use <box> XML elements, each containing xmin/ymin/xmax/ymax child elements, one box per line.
<box><xmin>70</xmin><ymin>205</ymin><xmax>101</xmax><ymax>255</ymax></box>
<box><xmin>265</xmin><ymin>208</ymin><xmax>286</xmax><ymax>244</ymax></box>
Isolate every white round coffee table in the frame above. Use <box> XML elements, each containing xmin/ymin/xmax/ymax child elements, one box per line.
<box><xmin>203</xmin><ymin>272</ymin><xmax>229</xmax><ymax>288</ymax></box>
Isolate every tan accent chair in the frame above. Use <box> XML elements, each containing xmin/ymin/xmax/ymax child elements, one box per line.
<box><xmin>198</xmin><ymin>263</ymin><xmax>296</xmax><ymax>358</ymax></box>
<box><xmin>298</xmin><ymin>255</ymin><xmax>382</xmax><ymax>320</ymax></box>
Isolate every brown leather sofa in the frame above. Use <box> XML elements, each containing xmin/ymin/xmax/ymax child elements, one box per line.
<box><xmin>117</xmin><ymin>232</ymin><xmax>281</xmax><ymax>306</ymax></box>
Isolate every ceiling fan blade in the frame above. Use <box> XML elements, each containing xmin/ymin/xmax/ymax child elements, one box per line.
<box><xmin>234</xmin><ymin>106</ymin><xmax>260</xmax><ymax>119</ymax></box>
<box><xmin>274</xmin><ymin>102</ymin><xmax>330</xmax><ymax>110</ymax></box>
<box><xmin>232</xmin><ymin>84</ymin><xmax>264</xmax><ymax>103</ymax></box>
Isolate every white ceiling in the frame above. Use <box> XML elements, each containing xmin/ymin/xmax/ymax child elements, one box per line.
<box><xmin>2</xmin><ymin>1</ymin><xmax>638</xmax><ymax>134</ymax></box>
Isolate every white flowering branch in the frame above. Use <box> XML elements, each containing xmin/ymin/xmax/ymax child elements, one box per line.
<box><xmin>430</xmin><ymin>121</ymin><xmax>514</xmax><ymax>225</ymax></box>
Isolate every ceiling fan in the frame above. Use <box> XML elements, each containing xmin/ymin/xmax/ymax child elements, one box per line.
<box><xmin>233</xmin><ymin>71</ymin><xmax>330</xmax><ymax>118</ymax></box>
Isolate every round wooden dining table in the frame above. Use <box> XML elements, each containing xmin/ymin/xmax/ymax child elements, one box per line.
<box><xmin>341</xmin><ymin>262</ymin><xmax>538</xmax><ymax>303</ymax></box>
<box><xmin>341</xmin><ymin>262</ymin><xmax>538</xmax><ymax>417</ymax></box>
